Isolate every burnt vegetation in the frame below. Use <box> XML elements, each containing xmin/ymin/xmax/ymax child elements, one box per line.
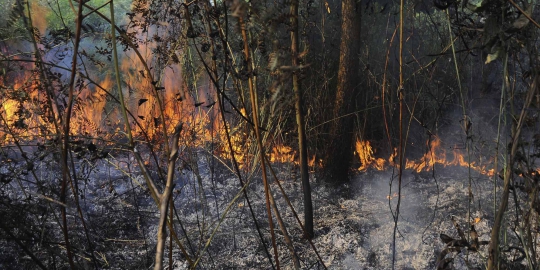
<box><xmin>0</xmin><ymin>0</ymin><xmax>540</xmax><ymax>269</ymax></box>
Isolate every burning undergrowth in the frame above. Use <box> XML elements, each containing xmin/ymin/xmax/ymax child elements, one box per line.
<box><xmin>2</xmin><ymin>66</ymin><xmax>538</xmax><ymax>268</ymax></box>
<box><xmin>1</xmin><ymin>0</ymin><xmax>540</xmax><ymax>269</ymax></box>
<box><xmin>0</xmin><ymin>120</ymin><xmax>538</xmax><ymax>269</ymax></box>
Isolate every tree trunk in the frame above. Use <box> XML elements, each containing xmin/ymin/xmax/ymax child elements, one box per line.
<box><xmin>325</xmin><ymin>0</ymin><xmax>361</xmax><ymax>183</ymax></box>
<box><xmin>290</xmin><ymin>0</ymin><xmax>314</xmax><ymax>239</ymax></box>
<box><xmin>154</xmin><ymin>124</ymin><xmax>182</xmax><ymax>270</ymax></box>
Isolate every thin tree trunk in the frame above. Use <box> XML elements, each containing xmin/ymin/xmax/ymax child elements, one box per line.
<box><xmin>487</xmin><ymin>75</ymin><xmax>538</xmax><ymax>269</ymax></box>
<box><xmin>325</xmin><ymin>0</ymin><xmax>361</xmax><ymax>183</ymax></box>
<box><xmin>154</xmin><ymin>125</ymin><xmax>182</xmax><ymax>270</ymax></box>
<box><xmin>106</xmin><ymin>1</ymin><xmax>193</xmax><ymax>267</ymax></box>
<box><xmin>196</xmin><ymin>1</ymin><xmax>277</xmax><ymax>267</ymax></box>
<box><xmin>269</xmin><ymin>187</ymin><xmax>301</xmax><ymax>269</ymax></box>
<box><xmin>290</xmin><ymin>0</ymin><xmax>314</xmax><ymax>238</ymax></box>
<box><xmin>61</xmin><ymin>0</ymin><xmax>85</xmax><ymax>267</ymax></box>
<box><xmin>238</xmin><ymin>14</ymin><xmax>281</xmax><ymax>269</ymax></box>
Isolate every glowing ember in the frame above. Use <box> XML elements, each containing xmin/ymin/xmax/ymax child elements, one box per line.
<box><xmin>387</xmin><ymin>192</ymin><xmax>400</xmax><ymax>200</ymax></box>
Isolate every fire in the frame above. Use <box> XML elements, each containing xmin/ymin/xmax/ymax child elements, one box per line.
<box><xmin>0</xmin><ymin>72</ymin><xmax>495</xmax><ymax>175</ymax></box>
<box><xmin>356</xmin><ymin>140</ymin><xmax>386</xmax><ymax>171</ymax></box>
<box><xmin>1</xmin><ymin>99</ymin><xmax>18</xmax><ymax>125</ymax></box>
<box><xmin>0</xmin><ymin>7</ymin><xmax>313</xmax><ymax>172</ymax></box>
<box><xmin>0</xmin><ymin>76</ymin><xmax>53</xmax><ymax>142</ymax></box>
<box><xmin>356</xmin><ymin>137</ymin><xmax>495</xmax><ymax>176</ymax></box>
<box><xmin>270</xmin><ymin>145</ymin><xmax>295</xmax><ymax>163</ymax></box>
<box><xmin>308</xmin><ymin>155</ymin><xmax>318</xmax><ymax>167</ymax></box>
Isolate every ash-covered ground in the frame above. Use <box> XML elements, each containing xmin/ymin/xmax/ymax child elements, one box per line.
<box><xmin>309</xmin><ymin>168</ymin><xmax>497</xmax><ymax>269</ymax></box>
<box><xmin>163</xmin><ymin>160</ymin><xmax>529</xmax><ymax>269</ymax></box>
<box><xmin>0</xmin><ymin>148</ymin><xmax>534</xmax><ymax>269</ymax></box>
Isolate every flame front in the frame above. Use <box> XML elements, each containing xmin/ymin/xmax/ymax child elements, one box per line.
<box><xmin>356</xmin><ymin>137</ymin><xmax>495</xmax><ymax>176</ymax></box>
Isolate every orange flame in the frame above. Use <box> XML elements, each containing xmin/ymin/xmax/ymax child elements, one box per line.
<box><xmin>356</xmin><ymin>137</ymin><xmax>495</xmax><ymax>176</ymax></box>
<box><xmin>270</xmin><ymin>145</ymin><xmax>295</xmax><ymax>163</ymax></box>
<box><xmin>356</xmin><ymin>140</ymin><xmax>386</xmax><ymax>171</ymax></box>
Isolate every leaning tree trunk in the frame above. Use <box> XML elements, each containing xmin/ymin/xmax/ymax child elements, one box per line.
<box><xmin>325</xmin><ymin>0</ymin><xmax>361</xmax><ymax>183</ymax></box>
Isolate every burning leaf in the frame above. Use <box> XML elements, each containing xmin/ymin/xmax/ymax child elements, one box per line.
<box><xmin>474</xmin><ymin>217</ymin><xmax>481</xmax><ymax>223</ymax></box>
<box><xmin>138</xmin><ymin>98</ymin><xmax>148</xmax><ymax>106</ymax></box>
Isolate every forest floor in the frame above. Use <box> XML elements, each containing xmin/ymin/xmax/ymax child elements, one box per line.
<box><xmin>197</xmin><ymin>162</ymin><xmax>536</xmax><ymax>270</ymax></box>
<box><xmin>1</xmin><ymin>149</ymin><xmax>533</xmax><ymax>269</ymax></box>
<box><xmin>164</xmin><ymin>160</ymin><xmax>529</xmax><ymax>269</ymax></box>
<box><xmin>306</xmin><ymin>168</ymin><xmax>496</xmax><ymax>269</ymax></box>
